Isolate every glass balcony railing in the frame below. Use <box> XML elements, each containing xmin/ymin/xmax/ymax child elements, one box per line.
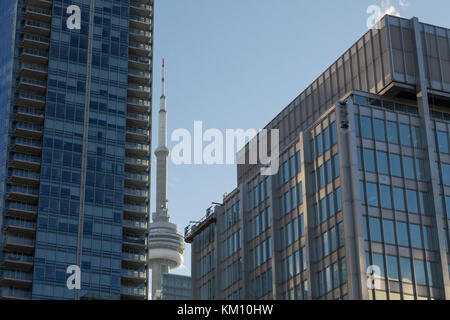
<box><xmin>24</xmin><ymin>20</ymin><xmax>51</xmax><ymax>30</ymax></box>
<box><xmin>126</xmin><ymin>127</ymin><xmax>148</xmax><ymax>136</ymax></box>
<box><xmin>125</xmin><ymin>157</ymin><xmax>149</xmax><ymax>167</ymax></box>
<box><xmin>122</xmin><ymin>252</ymin><xmax>146</xmax><ymax>263</ymax></box>
<box><xmin>14</xmin><ymin>122</ymin><xmax>43</xmax><ymax>132</ymax></box>
<box><xmin>127</xmin><ymin>98</ymin><xmax>150</xmax><ymax>107</ymax></box>
<box><xmin>15</xmin><ymin>107</ymin><xmax>45</xmax><ymax>117</ymax></box>
<box><xmin>123</xmin><ymin>204</ymin><xmax>147</xmax><ymax>214</ymax></box>
<box><xmin>129</xmin><ymin>41</ymin><xmax>152</xmax><ymax>51</ymax></box>
<box><xmin>121</xmin><ymin>269</ymin><xmax>146</xmax><ymax>279</ymax></box>
<box><xmin>17</xmin><ymin>92</ymin><xmax>46</xmax><ymax>103</ymax></box>
<box><xmin>1</xmin><ymin>270</ymin><xmax>33</xmax><ymax>282</ymax></box>
<box><xmin>26</xmin><ymin>6</ymin><xmax>52</xmax><ymax>16</ymax></box>
<box><xmin>125</xmin><ymin>172</ymin><xmax>148</xmax><ymax>182</ymax></box>
<box><xmin>124</xmin><ymin>188</ymin><xmax>147</xmax><ymax>197</ymax></box>
<box><xmin>7</xmin><ymin>202</ymin><xmax>38</xmax><ymax>213</ymax></box>
<box><xmin>23</xmin><ymin>34</ymin><xmax>50</xmax><ymax>44</ymax></box>
<box><xmin>128</xmin><ymin>69</ymin><xmax>151</xmax><ymax>79</ymax></box>
<box><xmin>129</xmin><ymin>15</ymin><xmax>152</xmax><ymax>25</ymax></box>
<box><xmin>129</xmin><ymin>55</ymin><xmax>150</xmax><ymax>65</ymax></box>
<box><xmin>121</xmin><ymin>286</ymin><xmax>146</xmax><ymax>296</ymax></box>
<box><xmin>11</xmin><ymin>153</ymin><xmax>41</xmax><ymax>164</ymax></box>
<box><xmin>4</xmin><ymin>236</ymin><xmax>35</xmax><ymax>247</ymax></box>
<box><xmin>13</xmin><ymin>138</ymin><xmax>43</xmax><ymax>148</ymax></box>
<box><xmin>125</xmin><ymin>142</ymin><xmax>149</xmax><ymax>152</ymax></box>
<box><xmin>123</xmin><ymin>236</ymin><xmax>147</xmax><ymax>246</ymax></box>
<box><xmin>129</xmin><ymin>28</ymin><xmax>151</xmax><ymax>38</ymax></box>
<box><xmin>127</xmin><ymin>112</ymin><xmax>149</xmax><ymax>122</ymax></box>
<box><xmin>22</xmin><ymin>48</ymin><xmax>48</xmax><ymax>59</ymax></box>
<box><xmin>130</xmin><ymin>1</ymin><xmax>153</xmax><ymax>12</ymax></box>
<box><xmin>21</xmin><ymin>62</ymin><xmax>47</xmax><ymax>73</ymax></box>
<box><xmin>0</xmin><ymin>287</ymin><xmax>32</xmax><ymax>299</ymax></box>
<box><xmin>18</xmin><ymin>77</ymin><xmax>47</xmax><ymax>87</ymax></box>
<box><xmin>127</xmin><ymin>83</ymin><xmax>151</xmax><ymax>93</ymax></box>
<box><xmin>123</xmin><ymin>219</ymin><xmax>147</xmax><ymax>229</ymax></box>
<box><xmin>7</xmin><ymin>186</ymin><xmax>39</xmax><ymax>196</ymax></box>
<box><xmin>9</xmin><ymin>169</ymin><xmax>40</xmax><ymax>180</ymax></box>
<box><xmin>3</xmin><ymin>253</ymin><xmax>34</xmax><ymax>264</ymax></box>
<box><xmin>5</xmin><ymin>219</ymin><xmax>37</xmax><ymax>230</ymax></box>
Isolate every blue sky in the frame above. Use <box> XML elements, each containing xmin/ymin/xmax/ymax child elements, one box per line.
<box><xmin>149</xmin><ymin>0</ymin><xmax>450</xmax><ymax>278</ymax></box>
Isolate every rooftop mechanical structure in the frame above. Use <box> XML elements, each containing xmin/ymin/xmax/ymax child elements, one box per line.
<box><xmin>148</xmin><ymin>59</ymin><xmax>185</xmax><ymax>299</ymax></box>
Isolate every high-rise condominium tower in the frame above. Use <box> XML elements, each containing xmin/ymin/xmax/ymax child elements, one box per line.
<box><xmin>0</xmin><ymin>0</ymin><xmax>153</xmax><ymax>300</ymax></box>
<box><xmin>185</xmin><ymin>15</ymin><xmax>450</xmax><ymax>300</ymax></box>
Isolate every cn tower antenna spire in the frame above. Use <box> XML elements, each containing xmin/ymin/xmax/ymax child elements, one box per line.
<box><xmin>161</xmin><ymin>58</ymin><xmax>165</xmax><ymax>99</ymax></box>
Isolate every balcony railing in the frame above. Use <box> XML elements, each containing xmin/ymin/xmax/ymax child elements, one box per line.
<box><xmin>129</xmin><ymin>15</ymin><xmax>152</xmax><ymax>25</ymax></box>
<box><xmin>14</xmin><ymin>122</ymin><xmax>43</xmax><ymax>133</ymax></box>
<box><xmin>13</xmin><ymin>138</ymin><xmax>42</xmax><ymax>148</ymax></box>
<box><xmin>0</xmin><ymin>287</ymin><xmax>32</xmax><ymax>299</ymax></box>
<box><xmin>3</xmin><ymin>253</ymin><xmax>34</xmax><ymax>264</ymax></box>
<box><xmin>9</xmin><ymin>169</ymin><xmax>40</xmax><ymax>180</ymax></box>
<box><xmin>125</xmin><ymin>142</ymin><xmax>149</xmax><ymax>152</ymax></box>
<box><xmin>121</xmin><ymin>269</ymin><xmax>147</xmax><ymax>279</ymax></box>
<box><xmin>125</xmin><ymin>157</ymin><xmax>149</xmax><ymax>167</ymax></box>
<box><xmin>121</xmin><ymin>286</ymin><xmax>146</xmax><ymax>297</ymax></box>
<box><xmin>4</xmin><ymin>236</ymin><xmax>35</xmax><ymax>247</ymax></box>
<box><xmin>6</xmin><ymin>202</ymin><xmax>38</xmax><ymax>215</ymax></box>
<box><xmin>24</xmin><ymin>20</ymin><xmax>51</xmax><ymax>30</ymax></box>
<box><xmin>124</xmin><ymin>188</ymin><xmax>147</xmax><ymax>198</ymax></box>
<box><xmin>127</xmin><ymin>112</ymin><xmax>149</xmax><ymax>122</ymax></box>
<box><xmin>129</xmin><ymin>41</ymin><xmax>152</xmax><ymax>52</ymax></box>
<box><xmin>25</xmin><ymin>6</ymin><xmax>52</xmax><ymax>16</ymax></box>
<box><xmin>22</xmin><ymin>48</ymin><xmax>49</xmax><ymax>59</ymax></box>
<box><xmin>7</xmin><ymin>186</ymin><xmax>39</xmax><ymax>196</ymax></box>
<box><xmin>129</xmin><ymin>55</ymin><xmax>150</xmax><ymax>65</ymax></box>
<box><xmin>123</xmin><ymin>219</ymin><xmax>147</xmax><ymax>230</ymax></box>
<box><xmin>123</xmin><ymin>204</ymin><xmax>148</xmax><ymax>214</ymax></box>
<box><xmin>122</xmin><ymin>252</ymin><xmax>146</xmax><ymax>263</ymax></box>
<box><xmin>21</xmin><ymin>62</ymin><xmax>47</xmax><ymax>73</ymax></box>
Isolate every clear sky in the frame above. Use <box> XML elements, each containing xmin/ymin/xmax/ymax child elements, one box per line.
<box><xmin>149</xmin><ymin>0</ymin><xmax>450</xmax><ymax>280</ymax></box>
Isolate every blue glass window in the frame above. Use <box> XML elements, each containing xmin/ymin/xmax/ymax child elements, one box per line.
<box><xmin>361</xmin><ymin>116</ymin><xmax>373</xmax><ymax>139</ymax></box>
<box><xmin>387</xmin><ymin>121</ymin><xmax>399</xmax><ymax>144</ymax></box>
<box><xmin>377</xmin><ymin>151</ymin><xmax>389</xmax><ymax>175</ymax></box>
<box><xmin>369</xmin><ymin>217</ymin><xmax>382</xmax><ymax>242</ymax></box>
<box><xmin>383</xmin><ymin>220</ymin><xmax>396</xmax><ymax>244</ymax></box>
<box><xmin>373</xmin><ymin>119</ymin><xmax>386</xmax><ymax>141</ymax></box>
<box><xmin>396</xmin><ymin>222</ymin><xmax>409</xmax><ymax>247</ymax></box>
<box><xmin>399</xmin><ymin>124</ymin><xmax>411</xmax><ymax>146</ymax></box>
<box><xmin>393</xmin><ymin>188</ymin><xmax>405</xmax><ymax>211</ymax></box>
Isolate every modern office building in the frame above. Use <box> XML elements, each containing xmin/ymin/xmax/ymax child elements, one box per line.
<box><xmin>148</xmin><ymin>60</ymin><xmax>185</xmax><ymax>299</ymax></box>
<box><xmin>0</xmin><ymin>0</ymin><xmax>153</xmax><ymax>299</ymax></box>
<box><xmin>157</xmin><ymin>273</ymin><xmax>191</xmax><ymax>300</ymax></box>
<box><xmin>185</xmin><ymin>15</ymin><xmax>450</xmax><ymax>300</ymax></box>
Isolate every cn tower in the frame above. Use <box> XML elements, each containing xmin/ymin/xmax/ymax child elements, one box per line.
<box><xmin>148</xmin><ymin>59</ymin><xmax>185</xmax><ymax>299</ymax></box>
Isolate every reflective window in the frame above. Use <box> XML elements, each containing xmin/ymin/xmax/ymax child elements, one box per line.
<box><xmin>372</xmin><ymin>253</ymin><xmax>385</xmax><ymax>278</ymax></box>
<box><xmin>437</xmin><ymin>131</ymin><xmax>449</xmax><ymax>154</ymax></box>
<box><xmin>393</xmin><ymin>188</ymin><xmax>405</xmax><ymax>211</ymax></box>
<box><xmin>369</xmin><ymin>217</ymin><xmax>382</xmax><ymax>242</ymax></box>
<box><xmin>383</xmin><ymin>220</ymin><xmax>396</xmax><ymax>244</ymax></box>
<box><xmin>367</xmin><ymin>182</ymin><xmax>378</xmax><ymax>207</ymax></box>
<box><xmin>363</xmin><ymin>149</ymin><xmax>376</xmax><ymax>172</ymax></box>
<box><xmin>406</xmin><ymin>189</ymin><xmax>418</xmax><ymax>214</ymax></box>
<box><xmin>403</xmin><ymin>156</ymin><xmax>415</xmax><ymax>180</ymax></box>
<box><xmin>379</xmin><ymin>185</ymin><xmax>392</xmax><ymax>209</ymax></box>
<box><xmin>399</xmin><ymin>258</ymin><xmax>413</xmax><ymax>283</ymax></box>
<box><xmin>396</xmin><ymin>222</ymin><xmax>409</xmax><ymax>247</ymax></box>
<box><xmin>413</xmin><ymin>260</ymin><xmax>427</xmax><ymax>285</ymax></box>
<box><xmin>409</xmin><ymin>224</ymin><xmax>423</xmax><ymax>249</ymax></box>
<box><xmin>412</xmin><ymin>126</ymin><xmax>423</xmax><ymax>148</ymax></box>
<box><xmin>377</xmin><ymin>151</ymin><xmax>389</xmax><ymax>175</ymax></box>
<box><xmin>361</xmin><ymin>116</ymin><xmax>373</xmax><ymax>139</ymax></box>
<box><xmin>387</xmin><ymin>121</ymin><xmax>399</xmax><ymax>144</ymax></box>
<box><xmin>355</xmin><ymin>115</ymin><xmax>360</xmax><ymax>137</ymax></box>
<box><xmin>390</xmin><ymin>154</ymin><xmax>402</xmax><ymax>177</ymax></box>
<box><xmin>323</xmin><ymin>127</ymin><xmax>330</xmax><ymax>151</ymax></box>
<box><xmin>399</xmin><ymin>124</ymin><xmax>411</xmax><ymax>146</ymax></box>
<box><xmin>373</xmin><ymin>119</ymin><xmax>386</xmax><ymax>141</ymax></box>
<box><xmin>387</xmin><ymin>256</ymin><xmax>399</xmax><ymax>281</ymax></box>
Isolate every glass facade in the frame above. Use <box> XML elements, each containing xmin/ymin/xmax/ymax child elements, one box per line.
<box><xmin>0</xmin><ymin>0</ymin><xmax>153</xmax><ymax>300</ymax></box>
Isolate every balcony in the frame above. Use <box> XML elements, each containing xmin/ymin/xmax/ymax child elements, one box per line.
<box><xmin>24</xmin><ymin>6</ymin><xmax>52</xmax><ymax>23</ymax></box>
<box><xmin>23</xmin><ymin>20</ymin><xmax>51</xmax><ymax>37</ymax></box>
<box><xmin>125</xmin><ymin>142</ymin><xmax>149</xmax><ymax>158</ymax></box>
<box><xmin>14</xmin><ymin>107</ymin><xmax>45</xmax><ymax>125</ymax></box>
<box><xmin>10</xmin><ymin>153</ymin><xmax>41</xmax><ymax>171</ymax></box>
<box><xmin>5</xmin><ymin>202</ymin><xmax>38</xmax><ymax>219</ymax></box>
<box><xmin>126</xmin><ymin>112</ymin><xmax>149</xmax><ymax>128</ymax></box>
<box><xmin>3</xmin><ymin>236</ymin><xmax>35</xmax><ymax>254</ymax></box>
<box><xmin>2</xmin><ymin>253</ymin><xmax>34</xmax><ymax>271</ymax></box>
<box><xmin>129</xmin><ymin>28</ymin><xmax>152</xmax><ymax>44</ymax></box>
<box><xmin>19</xmin><ymin>63</ymin><xmax>47</xmax><ymax>80</ymax></box>
<box><xmin>126</xmin><ymin>127</ymin><xmax>149</xmax><ymax>144</ymax></box>
<box><xmin>127</xmin><ymin>83</ymin><xmax>151</xmax><ymax>99</ymax></box>
<box><xmin>124</xmin><ymin>187</ymin><xmax>148</xmax><ymax>203</ymax></box>
<box><xmin>13</xmin><ymin>122</ymin><xmax>43</xmax><ymax>139</ymax></box>
<box><xmin>123</xmin><ymin>235</ymin><xmax>147</xmax><ymax>251</ymax></box>
<box><xmin>129</xmin><ymin>41</ymin><xmax>151</xmax><ymax>57</ymax></box>
<box><xmin>8</xmin><ymin>169</ymin><xmax>40</xmax><ymax>187</ymax></box>
<box><xmin>22</xmin><ymin>34</ymin><xmax>50</xmax><ymax>50</ymax></box>
<box><xmin>17</xmin><ymin>78</ymin><xmax>47</xmax><ymax>96</ymax></box>
<box><xmin>6</xmin><ymin>186</ymin><xmax>39</xmax><ymax>204</ymax></box>
<box><xmin>125</xmin><ymin>157</ymin><xmax>149</xmax><ymax>172</ymax></box>
<box><xmin>16</xmin><ymin>92</ymin><xmax>46</xmax><ymax>109</ymax></box>
<box><xmin>128</xmin><ymin>68</ymin><xmax>151</xmax><ymax>85</ymax></box>
<box><xmin>129</xmin><ymin>55</ymin><xmax>151</xmax><ymax>72</ymax></box>
<box><xmin>0</xmin><ymin>287</ymin><xmax>32</xmax><ymax>300</ymax></box>
<box><xmin>21</xmin><ymin>48</ymin><xmax>48</xmax><ymax>65</ymax></box>
<box><xmin>123</xmin><ymin>203</ymin><xmax>147</xmax><ymax>218</ymax></box>
<box><xmin>0</xmin><ymin>270</ymin><xmax>33</xmax><ymax>288</ymax></box>
<box><xmin>122</xmin><ymin>252</ymin><xmax>146</xmax><ymax>269</ymax></box>
<box><xmin>127</xmin><ymin>98</ymin><xmax>150</xmax><ymax>114</ymax></box>
<box><xmin>4</xmin><ymin>219</ymin><xmax>37</xmax><ymax>236</ymax></box>
<box><xmin>129</xmin><ymin>15</ymin><xmax>152</xmax><ymax>30</ymax></box>
<box><xmin>123</xmin><ymin>218</ymin><xmax>147</xmax><ymax>234</ymax></box>
<box><xmin>25</xmin><ymin>0</ymin><xmax>53</xmax><ymax>10</ymax></box>
<box><xmin>120</xmin><ymin>286</ymin><xmax>147</xmax><ymax>300</ymax></box>
<box><xmin>130</xmin><ymin>2</ymin><xmax>152</xmax><ymax>18</ymax></box>
<box><xmin>121</xmin><ymin>269</ymin><xmax>146</xmax><ymax>285</ymax></box>
<box><xmin>11</xmin><ymin>138</ymin><xmax>42</xmax><ymax>155</ymax></box>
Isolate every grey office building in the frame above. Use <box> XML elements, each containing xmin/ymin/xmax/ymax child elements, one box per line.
<box><xmin>157</xmin><ymin>273</ymin><xmax>191</xmax><ymax>300</ymax></box>
<box><xmin>185</xmin><ymin>15</ymin><xmax>450</xmax><ymax>300</ymax></box>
